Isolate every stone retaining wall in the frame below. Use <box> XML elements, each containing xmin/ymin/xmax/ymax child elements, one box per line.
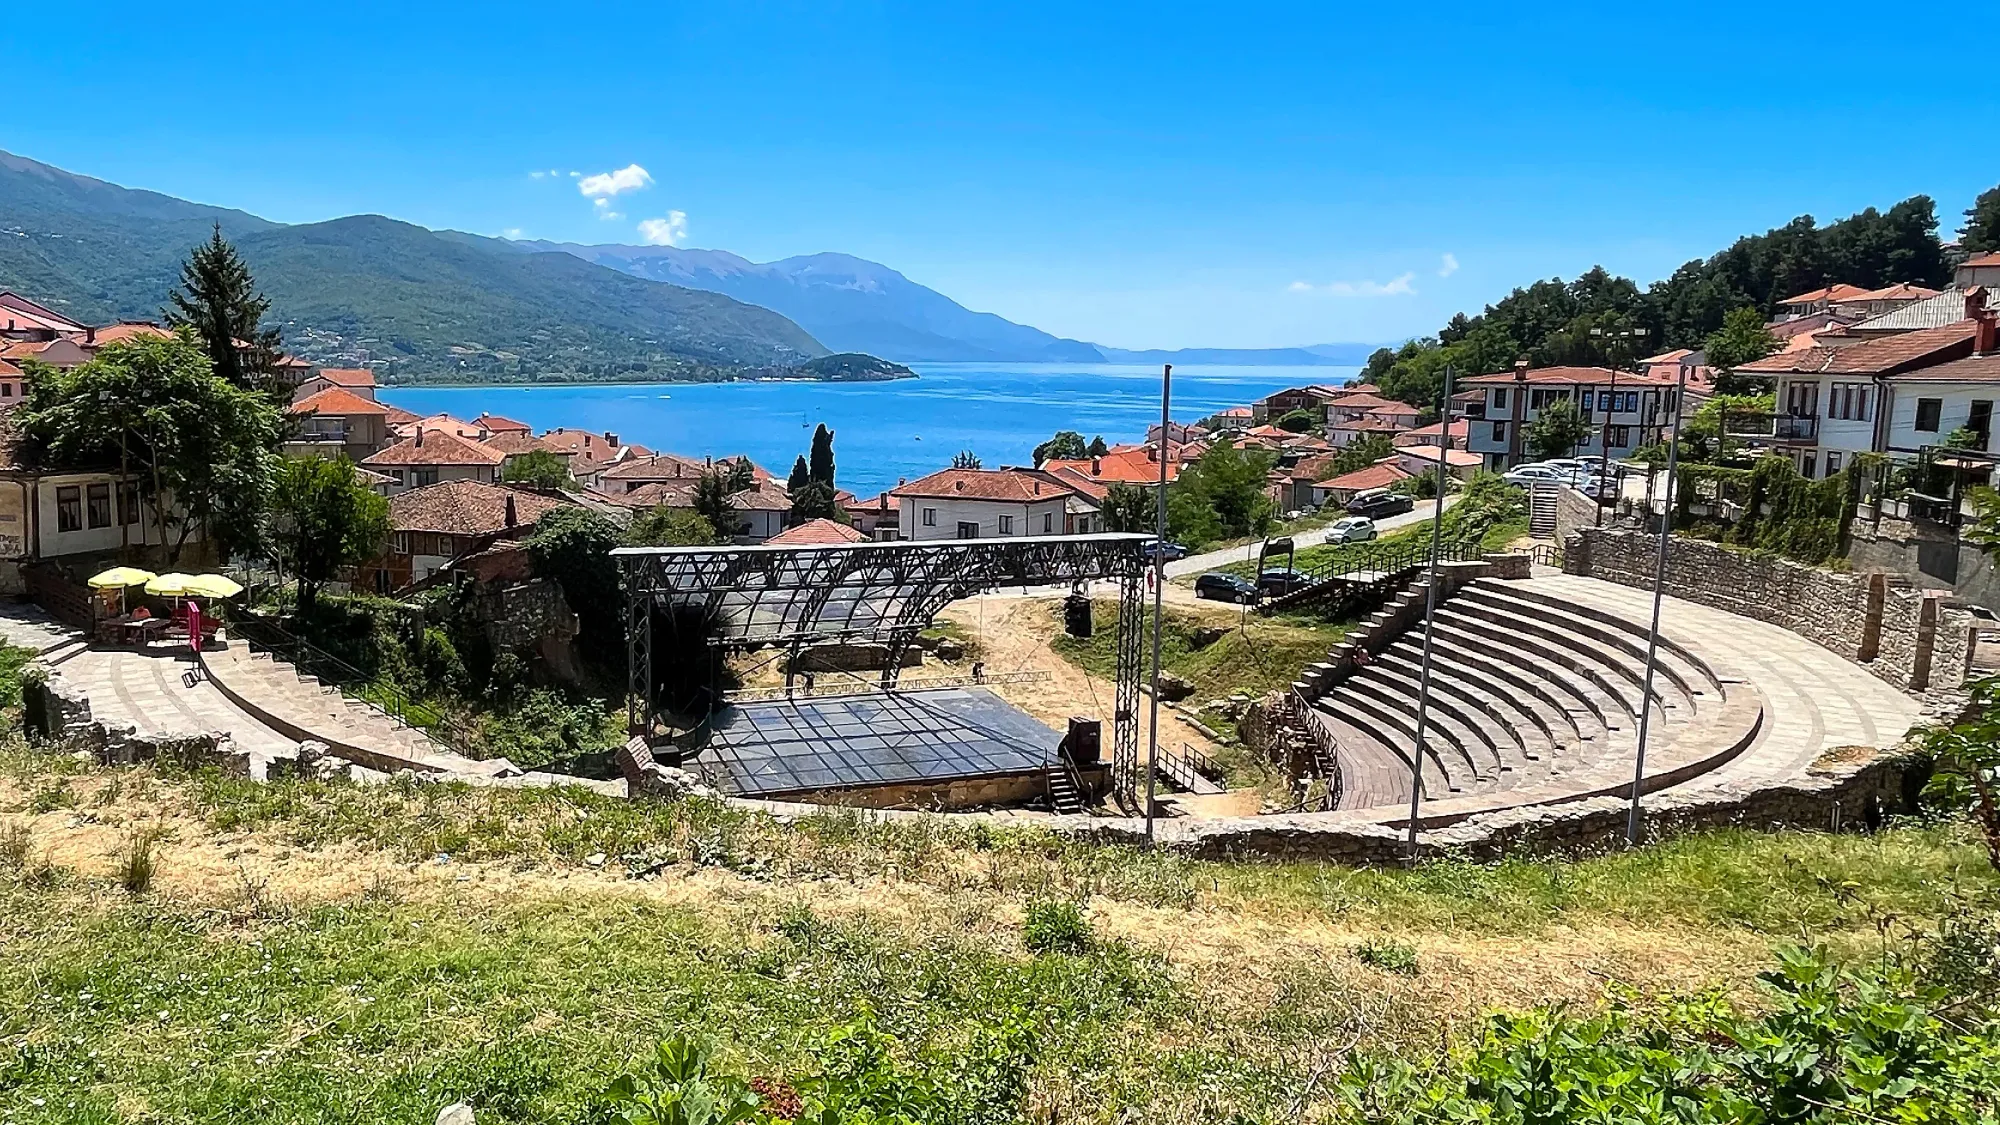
<box><xmin>1563</xmin><ymin>528</ymin><xmax>1978</xmax><ymax>692</ymax></box>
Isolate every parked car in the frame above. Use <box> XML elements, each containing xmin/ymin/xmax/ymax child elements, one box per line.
<box><xmin>1256</xmin><ymin>567</ymin><xmax>1314</xmax><ymax>597</ymax></box>
<box><xmin>1503</xmin><ymin>465</ymin><xmax>1563</xmax><ymax>487</ymax></box>
<box><xmin>1325</xmin><ymin>515</ymin><xmax>1377</xmax><ymax>544</ymax></box>
<box><xmin>1346</xmin><ymin>488</ymin><xmax>1415</xmax><ymax>519</ymax></box>
<box><xmin>1194</xmin><ymin>572</ymin><xmax>1258</xmax><ymax>603</ymax></box>
<box><xmin>1142</xmin><ymin>540</ymin><xmax>1189</xmax><ymax>561</ymax></box>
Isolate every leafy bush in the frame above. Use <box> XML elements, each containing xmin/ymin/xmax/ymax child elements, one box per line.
<box><xmin>1021</xmin><ymin>898</ymin><xmax>1092</xmax><ymax>954</ymax></box>
<box><xmin>606</xmin><ymin>1033</ymin><xmax>763</xmax><ymax>1125</ymax></box>
<box><xmin>1352</xmin><ymin>938</ymin><xmax>1420</xmax><ymax>976</ymax></box>
<box><xmin>1335</xmin><ymin>940</ymin><xmax>2000</xmax><ymax>1123</ymax></box>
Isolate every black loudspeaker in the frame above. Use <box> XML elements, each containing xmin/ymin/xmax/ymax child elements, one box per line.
<box><xmin>1064</xmin><ymin>717</ymin><xmax>1102</xmax><ymax>765</ymax></box>
<box><xmin>1063</xmin><ymin>592</ymin><xmax>1094</xmax><ymax>638</ymax></box>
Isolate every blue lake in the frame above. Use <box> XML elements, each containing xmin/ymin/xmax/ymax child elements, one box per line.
<box><xmin>381</xmin><ymin>362</ymin><xmax>1353</xmax><ymax>499</ymax></box>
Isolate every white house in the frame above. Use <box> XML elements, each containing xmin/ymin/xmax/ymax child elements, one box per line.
<box><xmin>889</xmin><ymin>468</ymin><xmax>1096</xmax><ymax>541</ymax></box>
<box><xmin>1461</xmin><ymin>363</ymin><xmax>1681</xmax><ymax>470</ymax></box>
<box><xmin>360</xmin><ymin>429</ymin><xmax>505</xmax><ymax>495</ymax></box>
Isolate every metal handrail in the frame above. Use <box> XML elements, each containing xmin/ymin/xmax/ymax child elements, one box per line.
<box><xmin>226</xmin><ymin>612</ymin><xmax>472</xmax><ymax>753</ymax></box>
<box><xmin>1280</xmin><ymin>686</ymin><xmax>1342</xmax><ymax>811</ymax></box>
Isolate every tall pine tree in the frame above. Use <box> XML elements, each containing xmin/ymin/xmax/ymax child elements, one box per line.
<box><xmin>165</xmin><ymin>224</ymin><xmax>285</xmax><ymax>394</ymax></box>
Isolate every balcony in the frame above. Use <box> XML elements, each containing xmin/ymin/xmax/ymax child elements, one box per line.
<box><xmin>1774</xmin><ymin>415</ymin><xmax>1818</xmax><ymax>441</ymax></box>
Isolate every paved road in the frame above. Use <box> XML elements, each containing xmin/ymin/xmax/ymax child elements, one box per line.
<box><xmin>1162</xmin><ymin>497</ymin><xmax>1459</xmax><ymax>579</ymax></box>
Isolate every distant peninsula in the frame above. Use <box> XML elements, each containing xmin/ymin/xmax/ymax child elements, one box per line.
<box><xmin>380</xmin><ymin>351</ymin><xmax>915</xmax><ymax>388</ymax></box>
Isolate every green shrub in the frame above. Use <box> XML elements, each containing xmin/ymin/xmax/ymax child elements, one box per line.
<box><xmin>1352</xmin><ymin>938</ymin><xmax>1420</xmax><ymax>976</ymax></box>
<box><xmin>1021</xmin><ymin>898</ymin><xmax>1092</xmax><ymax>954</ymax></box>
<box><xmin>605</xmin><ymin>1033</ymin><xmax>763</xmax><ymax>1125</ymax></box>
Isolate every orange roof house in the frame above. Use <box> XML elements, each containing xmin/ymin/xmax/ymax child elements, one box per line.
<box><xmin>1041</xmin><ymin>446</ymin><xmax>1183</xmax><ymax>487</ymax></box>
<box><xmin>767</xmin><ymin>518</ymin><xmax>870</xmax><ymax>546</ymax></box>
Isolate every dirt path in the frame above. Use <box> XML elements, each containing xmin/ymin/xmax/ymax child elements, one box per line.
<box><xmin>936</xmin><ymin>594</ymin><xmax>1227</xmax><ymax>772</ymax></box>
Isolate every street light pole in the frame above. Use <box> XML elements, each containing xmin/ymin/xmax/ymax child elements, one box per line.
<box><xmin>1627</xmin><ymin>363</ymin><xmax>1688</xmax><ymax>847</ymax></box>
<box><xmin>1404</xmin><ymin>365</ymin><xmax>1454</xmax><ymax>862</ymax></box>
<box><xmin>1590</xmin><ymin>326</ymin><xmax>1649</xmax><ymax>527</ymax></box>
<box><xmin>1144</xmin><ymin>364</ymin><xmax>1171</xmax><ymax>843</ymax></box>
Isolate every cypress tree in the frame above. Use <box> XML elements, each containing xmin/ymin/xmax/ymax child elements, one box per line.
<box><xmin>787</xmin><ymin>455</ymin><xmax>810</xmax><ymax>495</ymax></box>
<box><xmin>165</xmin><ymin>224</ymin><xmax>284</xmax><ymax>393</ymax></box>
<box><xmin>808</xmin><ymin>423</ymin><xmax>835</xmax><ymax>488</ymax></box>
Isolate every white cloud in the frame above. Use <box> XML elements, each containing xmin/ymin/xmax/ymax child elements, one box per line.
<box><xmin>501</xmin><ymin>227</ymin><xmax>525</xmax><ymax>239</ymax></box>
<box><xmin>577</xmin><ymin>163</ymin><xmax>653</xmax><ymax>200</ymax></box>
<box><xmin>599</xmin><ymin>210</ymin><xmax>624</xmax><ymax>221</ymax></box>
<box><xmin>637</xmin><ymin>212</ymin><xmax>688</xmax><ymax>246</ymax></box>
<box><xmin>1438</xmin><ymin>253</ymin><xmax>1459</xmax><ymax>278</ymax></box>
<box><xmin>1290</xmin><ymin>272</ymin><xmax>1417</xmax><ymax>297</ymax></box>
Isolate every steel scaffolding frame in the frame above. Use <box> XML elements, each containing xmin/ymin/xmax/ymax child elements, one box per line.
<box><xmin>616</xmin><ymin>533</ymin><xmax>1153</xmax><ymax>807</ymax></box>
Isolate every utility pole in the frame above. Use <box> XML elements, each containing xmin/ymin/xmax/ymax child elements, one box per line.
<box><xmin>1405</xmin><ymin>365</ymin><xmax>1454</xmax><ymax>862</ymax></box>
<box><xmin>1589</xmin><ymin>326</ymin><xmax>1649</xmax><ymax>526</ymax></box>
<box><xmin>1144</xmin><ymin>364</ymin><xmax>1171</xmax><ymax>843</ymax></box>
<box><xmin>1627</xmin><ymin>363</ymin><xmax>1688</xmax><ymax>847</ymax></box>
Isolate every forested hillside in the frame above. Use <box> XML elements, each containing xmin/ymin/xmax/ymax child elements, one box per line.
<box><xmin>1364</xmin><ymin>194</ymin><xmax>1965</xmax><ymax>409</ymax></box>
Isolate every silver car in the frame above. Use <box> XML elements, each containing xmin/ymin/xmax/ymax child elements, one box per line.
<box><xmin>1326</xmin><ymin>515</ymin><xmax>1377</xmax><ymax>544</ymax></box>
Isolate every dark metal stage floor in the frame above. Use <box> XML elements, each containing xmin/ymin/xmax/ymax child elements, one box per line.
<box><xmin>692</xmin><ymin>688</ymin><xmax>1060</xmax><ymax>798</ymax></box>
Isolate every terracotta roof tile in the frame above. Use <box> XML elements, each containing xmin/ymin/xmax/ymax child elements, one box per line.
<box><xmin>1780</xmin><ymin>283</ymin><xmax>1872</xmax><ymax>306</ymax></box>
<box><xmin>473</xmin><ymin>412</ymin><xmax>530</xmax><ymax>433</ymax></box>
<box><xmin>1890</xmin><ymin>353</ymin><xmax>2000</xmax><ymax>384</ymax></box>
<box><xmin>1961</xmin><ymin>252</ymin><xmax>2000</xmax><ymax>269</ymax></box>
<box><xmin>388</xmin><ymin>480</ymin><xmax>572</xmax><ymax>536</ymax></box>
<box><xmin>1736</xmin><ymin>321</ymin><xmax>1976</xmax><ymax>375</ymax></box>
<box><xmin>86</xmin><ymin>322</ymin><xmax>173</xmax><ymax>346</ymax></box>
<box><xmin>890</xmin><ymin>467</ymin><xmax>1082</xmax><ymax>502</ymax></box>
<box><xmin>289</xmin><ymin>386</ymin><xmax>391</xmax><ymax>416</ymax></box>
<box><xmin>362</xmin><ymin>429</ymin><xmax>506</xmax><ymax>467</ymax></box>
<box><xmin>1324</xmin><ymin>460</ymin><xmax>1412</xmax><ymax>491</ymax></box>
<box><xmin>315</xmin><ymin>367</ymin><xmax>377</xmax><ymax>388</ymax></box>
<box><xmin>1460</xmin><ymin>365</ymin><xmax>1678</xmax><ymax>387</ymax></box>
<box><xmin>1041</xmin><ymin>449</ymin><xmax>1182</xmax><ymax>486</ymax></box>
<box><xmin>767</xmin><ymin>517</ymin><xmax>869</xmax><ymax>546</ymax></box>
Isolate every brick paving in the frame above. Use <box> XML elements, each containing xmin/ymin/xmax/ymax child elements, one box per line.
<box><xmin>0</xmin><ymin>601</ymin><xmax>81</xmax><ymax>654</ymax></box>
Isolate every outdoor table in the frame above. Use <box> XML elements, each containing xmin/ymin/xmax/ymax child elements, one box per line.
<box><xmin>123</xmin><ymin>617</ymin><xmax>170</xmax><ymax>646</ymax></box>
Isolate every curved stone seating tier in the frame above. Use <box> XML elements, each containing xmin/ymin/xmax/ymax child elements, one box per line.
<box><xmin>1312</xmin><ymin>576</ymin><xmax>1765</xmax><ymax>825</ymax></box>
<box><xmin>201</xmin><ymin>642</ymin><xmax>511</xmax><ymax>779</ymax></box>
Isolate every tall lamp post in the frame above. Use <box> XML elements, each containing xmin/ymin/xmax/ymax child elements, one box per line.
<box><xmin>1588</xmin><ymin>326</ymin><xmax>1649</xmax><ymax>527</ymax></box>
<box><xmin>1627</xmin><ymin>363</ymin><xmax>1689</xmax><ymax>847</ymax></box>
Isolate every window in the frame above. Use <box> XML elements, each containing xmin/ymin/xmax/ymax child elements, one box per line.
<box><xmin>1490</xmin><ymin>421</ymin><xmax>1507</xmax><ymax>442</ymax></box>
<box><xmin>1042</xmin><ymin>512</ymin><xmax>1054</xmax><ymax>534</ymax></box>
<box><xmin>956</xmin><ymin>521</ymin><xmax>979</xmax><ymax>539</ymax></box>
<box><xmin>2</xmin><ymin>384</ymin><xmax>12</xmax><ymax>397</ymax></box>
<box><xmin>55</xmin><ymin>486</ymin><xmax>80</xmax><ymax>533</ymax></box>
<box><xmin>1621</xmin><ymin>391</ymin><xmax>1639</xmax><ymax>413</ymax></box>
<box><xmin>998</xmin><ymin>514</ymin><xmax>1013</xmax><ymax>534</ymax></box>
<box><xmin>117</xmin><ymin>481</ymin><xmax>139</xmax><ymax>526</ymax></box>
<box><xmin>414</xmin><ymin>468</ymin><xmax>440</xmax><ymax>487</ymax></box>
<box><xmin>1802</xmin><ymin>452</ymin><xmax>1818</xmax><ymax>478</ymax></box>
<box><xmin>922</xmin><ymin>507</ymin><xmax>937</xmax><ymax>527</ymax></box>
<box><xmin>1916</xmin><ymin>398</ymin><xmax>1942</xmax><ymax>432</ymax></box>
<box><xmin>85</xmin><ymin>483</ymin><xmax>110</xmax><ymax>529</ymax></box>
<box><xmin>1491</xmin><ymin>388</ymin><xmax>1508</xmax><ymax>410</ymax></box>
<box><xmin>392</xmin><ymin>532</ymin><xmax>411</xmax><ymax>554</ymax></box>
<box><xmin>1604</xmin><ymin>425</ymin><xmax>1632</xmax><ymax>449</ymax></box>
<box><xmin>1580</xmin><ymin>390</ymin><xmax>1594</xmax><ymax>411</ymax></box>
<box><xmin>1828</xmin><ymin>383</ymin><xmax>1872</xmax><ymax>422</ymax></box>
<box><xmin>1827</xmin><ymin>452</ymin><xmax>1843</xmax><ymax>474</ymax></box>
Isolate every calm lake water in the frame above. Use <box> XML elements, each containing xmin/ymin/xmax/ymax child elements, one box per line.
<box><xmin>381</xmin><ymin>363</ymin><xmax>1356</xmax><ymax>499</ymax></box>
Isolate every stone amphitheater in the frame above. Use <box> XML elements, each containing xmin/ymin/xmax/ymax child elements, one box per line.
<box><xmin>10</xmin><ymin>526</ymin><xmax>1979</xmax><ymax>863</ymax></box>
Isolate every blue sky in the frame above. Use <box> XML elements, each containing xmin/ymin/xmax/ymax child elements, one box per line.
<box><xmin>5</xmin><ymin>1</ymin><xmax>1991</xmax><ymax>350</ymax></box>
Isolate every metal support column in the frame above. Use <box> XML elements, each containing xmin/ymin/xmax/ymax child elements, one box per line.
<box><xmin>1111</xmin><ymin>570</ymin><xmax>1145</xmax><ymax>810</ymax></box>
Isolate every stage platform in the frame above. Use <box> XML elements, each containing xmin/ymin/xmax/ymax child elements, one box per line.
<box><xmin>691</xmin><ymin>687</ymin><xmax>1062</xmax><ymax>802</ymax></box>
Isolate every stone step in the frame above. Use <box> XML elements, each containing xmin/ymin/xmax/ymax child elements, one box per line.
<box><xmin>1433</xmin><ymin>607</ymin><xmax>1644</xmax><ymax>722</ymax></box>
<box><xmin>1317</xmin><ymin>686</ymin><xmax>1460</xmax><ymax>795</ymax></box>
<box><xmin>1458</xmin><ymin>583</ymin><xmax>1708</xmax><ymax>706</ymax></box>
<box><xmin>1363</xmin><ymin>657</ymin><xmax>1536</xmax><ymax>776</ymax></box>
<box><xmin>1341</xmin><ymin>672</ymin><xmax>1495</xmax><ymax>787</ymax></box>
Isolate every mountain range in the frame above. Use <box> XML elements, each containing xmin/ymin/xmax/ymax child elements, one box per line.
<box><xmin>515</xmin><ymin>239</ymin><xmax>1375</xmax><ymax>366</ymax></box>
<box><xmin>0</xmin><ymin>149</ymin><xmax>1372</xmax><ymax>381</ymax></box>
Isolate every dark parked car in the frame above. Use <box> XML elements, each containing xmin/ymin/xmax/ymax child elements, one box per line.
<box><xmin>1194</xmin><ymin>572</ymin><xmax>1258</xmax><ymax>603</ymax></box>
<box><xmin>1346</xmin><ymin>488</ymin><xmax>1415</xmax><ymax>519</ymax></box>
<box><xmin>1142</xmin><ymin>540</ymin><xmax>1189</xmax><ymax>561</ymax></box>
<box><xmin>1256</xmin><ymin>567</ymin><xmax>1314</xmax><ymax>596</ymax></box>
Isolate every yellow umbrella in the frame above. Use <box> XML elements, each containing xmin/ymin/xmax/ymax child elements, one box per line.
<box><xmin>87</xmin><ymin>566</ymin><xmax>156</xmax><ymax>589</ymax></box>
<box><xmin>144</xmin><ymin>572</ymin><xmax>199</xmax><ymax>596</ymax></box>
<box><xmin>179</xmin><ymin>574</ymin><xmax>244</xmax><ymax>599</ymax></box>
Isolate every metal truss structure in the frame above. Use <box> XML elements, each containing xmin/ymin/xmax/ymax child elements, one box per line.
<box><xmin>617</xmin><ymin>533</ymin><xmax>1154</xmax><ymax>808</ymax></box>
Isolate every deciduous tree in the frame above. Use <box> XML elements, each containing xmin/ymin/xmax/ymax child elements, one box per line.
<box><xmin>1705</xmin><ymin>306</ymin><xmax>1781</xmax><ymax>393</ymax></box>
<box><xmin>1526</xmin><ymin>398</ymin><xmax>1591</xmax><ymax>462</ymax></box>
<box><xmin>628</xmin><ymin>506</ymin><xmax>720</xmax><ymax>547</ymax></box>
<box><xmin>20</xmin><ymin>332</ymin><xmax>281</xmax><ymax>564</ymax></box>
<box><xmin>501</xmin><ymin>449</ymin><xmax>574</xmax><ymax>490</ymax></box>
<box><xmin>1032</xmin><ymin>430</ymin><xmax>1088</xmax><ymax>465</ymax></box>
<box><xmin>265</xmin><ymin>457</ymin><xmax>389</xmax><ymax>607</ymax></box>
